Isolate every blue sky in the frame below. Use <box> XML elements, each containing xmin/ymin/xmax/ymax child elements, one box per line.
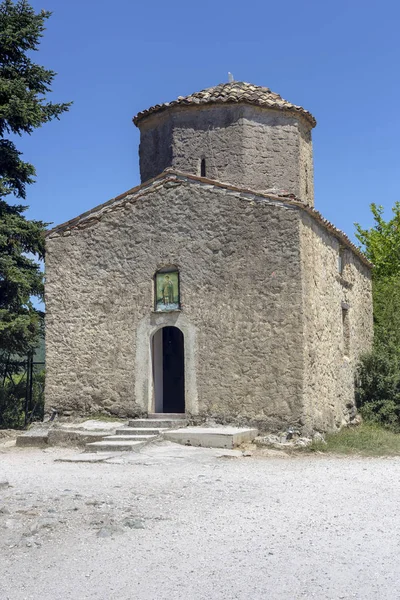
<box><xmin>19</xmin><ymin>0</ymin><xmax>400</xmax><ymax>242</ymax></box>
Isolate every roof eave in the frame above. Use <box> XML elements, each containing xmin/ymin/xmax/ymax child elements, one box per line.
<box><xmin>46</xmin><ymin>169</ymin><xmax>369</xmax><ymax>269</ymax></box>
<box><xmin>133</xmin><ymin>100</ymin><xmax>316</xmax><ymax>129</ymax></box>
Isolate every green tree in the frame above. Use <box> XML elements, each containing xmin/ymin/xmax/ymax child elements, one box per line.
<box><xmin>355</xmin><ymin>202</ymin><xmax>400</xmax><ymax>280</ymax></box>
<box><xmin>0</xmin><ymin>0</ymin><xmax>71</xmax><ymax>359</ymax></box>
<box><xmin>355</xmin><ymin>203</ymin><xmax>400</xmax><ymax>427</ymax></box>
<box><xmin>355</xmin><ymin>203</ymin><xmax>400</xmax><ymax>350</ymax></box>
<box><xmin>0</xmin><ymin>200</ymin><xmax>45</xmax><ymax>356</ymax></box>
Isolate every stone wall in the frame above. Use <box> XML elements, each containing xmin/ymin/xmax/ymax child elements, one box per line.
<box><xmin>299</xmin><ymin>214</ymin><xmax>373</xmax><ymax>433</ymax></box>
<box><xmin>138</xmin><ymin>116</ymin><xmax>173</xmax><ymax>184</ymax></box>
<box><xmin>138</xmin><ymin>104</ymin><xmax>314</xmax><ymax>205</ymax></box>
<box><xmin>45</xmin><ymin>179</ymin><xmax>305</xmax><ymax>430</ymax></box>
<box><xmin>298</xmin><ymin>122</ymin><xmax>314</xmax><ymax>204</ymax></box>
<box><xmin>45</xmin><ymin>175</ymin><xmax>373</xmax><ymax>432</ymax></box>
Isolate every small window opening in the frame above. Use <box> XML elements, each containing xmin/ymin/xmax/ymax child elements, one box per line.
<box><xmin>342</xmin><ymin>304</ymin><xmax>350</xmax><ymax>357</ymax></box>
<box><xmin>200</xmin><ymin>158</ymin><xmax>206</xmax><ymax>177</ymax></box>
<box><xmin>305</xmin><ymin>165</ymin><xmax>309</xmax><ymax>197</ymax></box>
<box><xmin>338</xmin><ymin>247</ymin><xmax>345</xmax><ymax>275</ymax></box>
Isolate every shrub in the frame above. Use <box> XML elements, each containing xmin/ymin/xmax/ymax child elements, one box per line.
<box><xmin>356</xmin><ymin>348</ymin><xmax>400</xmax><ymax>429</ymax></box>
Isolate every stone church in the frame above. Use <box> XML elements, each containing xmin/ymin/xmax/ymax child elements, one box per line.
<box><xmin>45</xmin><ymin>81</ymin><xmax>373</xmax><ymax>433</ymax></box>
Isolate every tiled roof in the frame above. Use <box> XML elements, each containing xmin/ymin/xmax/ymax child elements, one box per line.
<box><xmin>133</xmin><ymin>82</ymin><xmax>316</xmax><ymax>128</ymax></box>
<box><xmin>46</xmin><ymin>170</ymin><xmax>370</xmax><ymax>269</ymax></box>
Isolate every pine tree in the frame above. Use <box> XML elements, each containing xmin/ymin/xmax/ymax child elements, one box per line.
<box><xmin>0</xmin><ymin>0</ymin><xmax>71</xmax><ymax>360</ymax></box>
<box><xmin>0</xmin><ymin>200</ymin><xmax>46</xmax><ymax>357</ymax></box>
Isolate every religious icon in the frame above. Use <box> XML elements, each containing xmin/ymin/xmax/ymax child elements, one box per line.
<box><xmin>155</xmin><ymin>271</ymin><xmax>180</xmax><ymax>312</ymax></box>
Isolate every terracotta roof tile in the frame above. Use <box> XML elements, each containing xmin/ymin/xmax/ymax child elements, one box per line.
<box><xmin>133</xmin><ymin>82</ymin><xmax>316</xmax><ymax>128</ymax></box>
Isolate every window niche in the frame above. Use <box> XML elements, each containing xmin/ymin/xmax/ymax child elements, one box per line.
<box><xmin>342</xmin><ymin>302</ymin><xmax>350</xmax><ymax>357</ymax></box>
<box><xmin>200</xmin><ymin>158</ymin><xmax>206</xmax><ymax>177</ymax></box>
<box><xmin>154</xmin><ymin>267</ymin><xmax>180</xmax><ymax>312</ymax></box>
<box><xmin>338</xmin><ymin>246</ymin><xmax>346</xmax><ymax>276</ymax></box>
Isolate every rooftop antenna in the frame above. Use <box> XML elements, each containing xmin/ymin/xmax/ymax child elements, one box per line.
<box><xmin>228</xmin><ymin>72</ymin><xmax>234</xmax><ymax>83</ymax></box>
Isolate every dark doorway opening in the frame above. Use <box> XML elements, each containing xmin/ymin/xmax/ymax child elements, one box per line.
<box><xmin>152</xmin><ymin>326</ymin><xmax>185</xmax><ymax>413</ymax></box>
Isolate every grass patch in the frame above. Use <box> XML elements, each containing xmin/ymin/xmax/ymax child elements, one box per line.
<box><xmin>307</xmin><ymin>423</ymin><xmax>400</xmax><ymax>456</ymax></box>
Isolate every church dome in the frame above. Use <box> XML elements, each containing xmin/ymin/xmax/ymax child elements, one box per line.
<box><xmin>133</xmin><ymin>81</ymin><xmax>316</xmax><ymax>128</ymax></box>
<box><xmin>134</xmin><ymin>81</ymin><xmax>316</xmax><ymax>205</ymax></box>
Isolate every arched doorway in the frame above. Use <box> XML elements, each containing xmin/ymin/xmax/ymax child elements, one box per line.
<box><xmin>152</xmin><ymin>326</ymin><xmax>185</xmax><ymax>414</ymax></box>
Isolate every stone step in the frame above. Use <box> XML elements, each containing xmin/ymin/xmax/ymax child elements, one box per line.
<box><xmin>16</xmin><ymin>431</ymin><xmax>48</xmax><ymax>447</ymax></box>
<box><xmin>148</xmin><ymin>413</ymin><xmax>186</xmax><ymax>420</ymax></box>
<box><xmin>128</xmin><ymin>419</ymin><xmax>187</xmax><ymax>429</ymax></box>
<box><xmin>85</xmin><ymin>440</ymin><xmax>147</xmax><ymax>452</ymax></box>
<box><xmin>115</xmin><ymin>427</ymin><xmax>167</xmax><ymax>436</ymax></box>
<box><xmin>103</xmin><ymin>435</ymin><xmax>158</xmax><ymax>442</ymax></box>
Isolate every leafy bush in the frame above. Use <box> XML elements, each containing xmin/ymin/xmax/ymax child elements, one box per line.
<box><xmin>355</xmin><ymin>277</ymin><xmax>400</xmax><ymax>428</ymax></box>
<box><xmin>355</xmin><ymin>204</ymin><xmax>400</xmax><ymax>430</ymax></box>
<box><xmin>373</xmin><ymin>277</ymin><xmax>400</xmax><ymax>352</ymax></box>
<box><xmin>356</xmin><ymin>348</ymin><xmax>400</xmax><ymax>429</ymax></box>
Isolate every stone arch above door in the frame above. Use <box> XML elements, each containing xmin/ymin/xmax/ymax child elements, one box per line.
<box><xmin>135</xmin><ymin>312</ymin><xmax>198</xmax><ymax>415</ymax></box>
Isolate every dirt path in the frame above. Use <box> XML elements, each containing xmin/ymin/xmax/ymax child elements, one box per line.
<box><xmin>0</xmin><ymin>443</ymin><xmax>399</xmax><ymax>599</ymax></box>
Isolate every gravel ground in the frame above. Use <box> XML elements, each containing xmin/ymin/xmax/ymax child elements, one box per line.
<box><xmin>1</xmin><ymin>441</ymin><xmax>400</xmax><ymax>600</ymax></box>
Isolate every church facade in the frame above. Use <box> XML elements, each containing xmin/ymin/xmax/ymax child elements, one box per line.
<box><xmin>44</xmin><ymin>82</ymin><xmax>373</xmax><ymax>433</ymax></box>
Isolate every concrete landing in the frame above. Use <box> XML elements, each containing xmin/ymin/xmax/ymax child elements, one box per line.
<box><xmin>164</xmin><ymin>427</ymin><xmax>258</xmax><ymax>449</ymax></box>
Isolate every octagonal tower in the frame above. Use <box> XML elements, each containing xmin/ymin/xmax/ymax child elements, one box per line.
<box><xmin>133</xmin><ymin>82</ymin><xmax>316</xmax><ymax>206</ymax></box>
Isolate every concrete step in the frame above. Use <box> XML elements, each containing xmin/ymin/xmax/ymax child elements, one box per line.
<box><xmin>128</xmin><ymin>419</ymin><xmax>187</xmax><ymax>429</ymax></box>
<box><xmin>148</xmin><ymin>413</ymin><xmax>186</xmax><ymax>420</ymax></box>
<box><xmin>114</xmin><ymin>427</ymin><xmax>167</xmax><ymax>436</ymax></box>
<box><xmin>103</xmin><ymin>435</ymin><xmax>158</xmax><ymax>442</ymax></box>
<box><xmin>16</xmin><ymin>431</ymin><xmax>48</xmax><ymax>447</ymax></box>
<box><xmin>85</xmin><ymin>440</ymin><xmax>146</xmax><ymax>452</ymax></box>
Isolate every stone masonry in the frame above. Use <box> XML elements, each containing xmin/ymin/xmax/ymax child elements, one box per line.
<box><xmin>44</xmin><ymin>82</ymin><xmax>373</xmax><ymax>433</ymax></box>
<box><xmin>300</xmin><ymin>213</ymin><xmax>373</xmax><ymax>432</ymax></box>
<box><xmin>138</xmin><ymin>101</ymin><xmax>315</xmax><ymax>205</ymax></box>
